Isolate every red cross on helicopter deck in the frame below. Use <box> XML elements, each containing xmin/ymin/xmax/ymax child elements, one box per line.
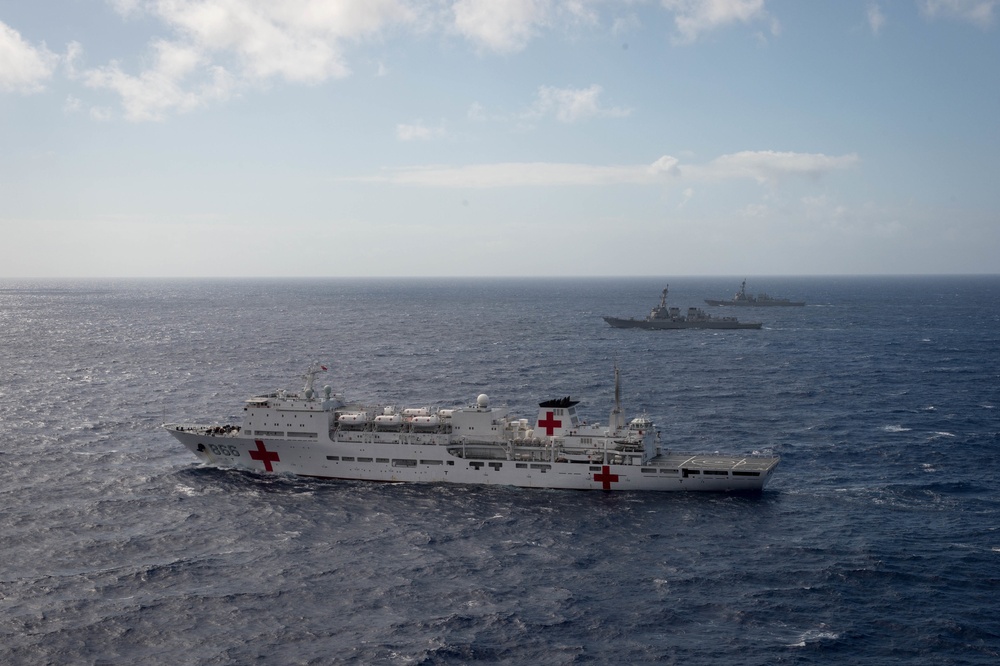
<box><xmin>538</xmin><ymin>411</ymin><xmax>562</xmax><ymax>436</ymax></box>
<box><xmin>250</xmin><ymin>440</ymin><xmax>280</xmax><ymax>472</ymax></box>
<box><xmin>593</xmin><ymin>465</ymin><xmax>620</xmax><ymax>490</ymax></box>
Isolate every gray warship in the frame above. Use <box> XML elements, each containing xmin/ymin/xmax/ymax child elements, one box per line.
<box><xmin>604</xmin><ymin>286</ymin><xmax>762</xmax><ymax>330</ymax></box>
<box><xmin>705</xmin><ymin>280</ymin><xmax>805</xmax><ymax>307</ymax></box>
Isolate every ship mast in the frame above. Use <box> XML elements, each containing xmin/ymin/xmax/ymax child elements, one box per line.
<box><xmin>302</xmin><ymin>363</ymin><xmax>327</xmax><ymax>395</ymax></box>
<box><xmin>609</xmin><ymin>363</ymin><xmax>625</xmax><ymax>431</ymax></box>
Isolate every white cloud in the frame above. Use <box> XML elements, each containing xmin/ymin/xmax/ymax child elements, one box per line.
<box><xmin>451</xmin><ymin>0</ymin><xmax>552</xmax><ymax>53</ymax></box>
<box><xmin>449</xmin><ymin>0</ymin><xmax>603</xmax><ymax>53</ymax></box>
<box><xmin>694</xmin><ymin>150</ymin><xmax>859</xmax><ymax>183</ymax></box>
<box><xmin>529</xmin><ymin>84</ymin><xmax>631</xmax><ymax>122</ymax></box>
<box><xmin>467</xmin><ymin>101</ymin><xmax>488</xmax><ymax>121</ymax></box>
<box><xmin>108</xmin><ymin>0</ymin><xmax>143</xmax><ymax>14</ymax></box>
<box><xmin>83</xmin><ymin>39</ymin><xmax>234</xmax><ymax>121</ymax></box>
<box><xmin>83</xmin><ymin>0</ymin><xmax>417</xmax><ymax>121</ymax></box>
<box><xmin>63</xmin><ymin>95</ymin><xmax>83</xmax><ymax>114</ymax></box>
<box><xmin>678</xmin><ymin>186</ymin><xmax>695</xmax><ymax>208</ymax></box>
<box><xmin>920</xmin><ymin>0</ymin><xmax>997</xmax><ymax>27</ymax></box>
<box><xmin>868</xmin><ymin>4</ymin><xmax>887</xmax><ymax>35</ymax></box>
<box><xmin>649</xmin><ymin>155</ymin><xmax>680</xmax><ymax>175</ymax></box>
<box><xmin>356</xmin><ymin>161</ymin><xmax>664</xmax><ymax>187</ymax></box>
<box><xmin>59</xmin><ymin>0</ymin><xmax>784</xmax><ymax>121</ymax></box>
<box><xmin>612</xmin><ymin>13</ymin><xmax>642</xmax><ymax>38</ymax></box>
<box><xmin>90</xmin><ymin>106</ymin><xmax>115</xmax><ymax>122</ymax></box>
<box><xmin>661</xmin><ymin>0</ymin><xmax>770</xmax><ymax>43</ymax></box>
<box><xmin>0</xmin><ymin>21</ymin><xmax>58</xmax><ymax>93</ymax></box>
<box><xmin>352</xmin><ymin>150</ymin><xmax>857</xmax><ymax>187</ymax></box>
<box><xmin>64</xmin><ymin>41</ymin><xmax>84</xmax><ymax>79</ymax></box>
<box><xmin>470</xmin><ymin>83</ymin><xmax>630</xmax><ymax>127</ymax></box>
<box><xmin>148</xmin><ymin>0</ymin><xmax>384</xmax><ymax>83</ymax></box>
<box><xmin>396</xmin><ymin>121</ymin><xmax>446</xmax><ymax>141</ymax></box>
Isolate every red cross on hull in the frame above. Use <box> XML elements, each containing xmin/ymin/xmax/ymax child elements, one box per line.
<box><xmin>250</xmin><ymin>439</ymin><xmax>280</xmax><ymax>472</ymax></box>
<box><xmin>538</xmin><ymin>411</ymin><xmax>562</xmax><ymax>436</ymax></box>
<box><xmin>593</xmin><ymin>465</ymin><xmax>620</xmax><ymax>490</ymax></box>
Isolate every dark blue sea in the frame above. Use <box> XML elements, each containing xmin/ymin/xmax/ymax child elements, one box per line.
<box><xmin>1</xmin><ymin>276</ymin><xmax>998</xmax><ymax>665</ymax></box>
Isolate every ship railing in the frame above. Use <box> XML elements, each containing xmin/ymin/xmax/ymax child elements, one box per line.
<box><xmin>171</xmin><ymin>423</ymin><xmax>242</xmax><ymax>436</ymax></box>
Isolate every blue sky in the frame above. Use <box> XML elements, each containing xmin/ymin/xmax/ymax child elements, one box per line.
<box><xmin>1</xmin><ymin>0</ymin><xmax>998</xmax><ymax>277</ymax></box>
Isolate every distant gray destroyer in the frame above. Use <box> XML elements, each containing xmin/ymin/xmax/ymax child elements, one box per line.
<box><xmin>163</xmin><ymin>365</ymin><xmax>779</xmax><ymax>492</ymax></box>
<box><xmin>604</xmin><ymin>286</ymin><xmax>763</xmax><ymax>330</ymax></box>
<box><xmin>705</xmin><ymin>280</ymin><xmax>805</xmax><ymax>307</ymax></box>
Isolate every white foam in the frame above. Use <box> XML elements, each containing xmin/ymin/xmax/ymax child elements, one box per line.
<box><xmin>788</xmin><ymin>628</ymin><xmax>841</xmax><ymax>647</ymax></box>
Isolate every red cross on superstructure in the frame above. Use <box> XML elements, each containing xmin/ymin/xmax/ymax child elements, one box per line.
<box><xmin>593</xmin><ymin>465</ymin><xmax>620</xmax><ymax>490</ymax></box>
<box><xmin>538</xmin><ymin>411</ymin><xmax>562</xmax><ymax>436</ymax></box>
<box><xmin>250</xmin><ymin>439</ymin><xmax>280</xmax><ymax>472</ymax></box>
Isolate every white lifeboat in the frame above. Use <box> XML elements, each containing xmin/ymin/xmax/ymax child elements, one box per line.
<box><xmin>373</xmin><ymin>413</ymin><xmax>403</xmax><ymax>429</ymax></box>
<box><xmin>409</xmin><ymin>414</ymin><xmax>440</xmax><ymax>429</ymax></box>
<box><xmin>402</xmin><ymin>407</ymin><xmax>430</xmax><ymax>416</ymax></box>
<box><xmin>338</xmin><ymin>412</ymin><xmax>369</xmax><ymax>429</ymax></box>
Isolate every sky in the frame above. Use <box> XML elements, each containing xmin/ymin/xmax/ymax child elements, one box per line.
<box><xmin>1</xmin><ymin>0</ymin><xmax>998</xmax><ymax>278</ymax></box>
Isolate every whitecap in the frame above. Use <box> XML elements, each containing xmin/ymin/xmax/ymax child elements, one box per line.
<box><xmin>883</xmin><ymin>425</ymin><xmax>911</xmax><ymax>432</ymax></box>
<box><xmin>788</xmin><ymin>628</ymin><xmax>841</xmax><ymax>647</ymax></box>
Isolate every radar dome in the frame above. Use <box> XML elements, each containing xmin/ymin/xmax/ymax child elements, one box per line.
<box><xmin>477</xmin><ymin>394</ymin><xmax>489</xmax><ymax>408</ymax></box>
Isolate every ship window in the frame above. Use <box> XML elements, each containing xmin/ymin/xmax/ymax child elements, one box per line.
<box><xmin>488</xmin><ymin>462</ymin><xmax>502</xmax><ymax>470</ymax></box>
<box><xmin>342</xmin><ymin>457</ymin><xmax>355</xmax><ymax>462</ymax></box>
<box><xmin>530</xmin><ymin>464</ymin><xmax>551</xmax><ymax>471</ymax></box>
<box><xmin>392</xmin><ymin>459</ymin><xmax>417</xmax><ymax>468</ymax></box>
<box><xmin>421</xmin><ymin>460</ymin><xmax>443</xmax><ymax>465</ymax></box>
<box><xmin>516</xmin><ymin>463</ymin><xmax>527</xmax><ymax>469</ymax></box>
<box><xmin>469</xmin><ymin>461</ymin><xmax>484</xmax><ymax>470</ymax></box>
<box><xmin>377</xmin><ymin>458</ymin><xmax>390</xmax><ymax>463</ymax></box>
<box><xmin>681</xmin><ymin>469</ymin><xmax>699</xmax><ymax>477</ymax></box>
<box><xmin>288</xmin><ymin>432</ymin><xmax>317</xmax><ymax>439</ymax></box>
<box><xmin>704</xmin><ymin>470</ymin><xmax>728</xmax><ymax>476</ymax></box>
<box><xmin>326</xmin><ymin>455</ymin><xmax>339</xmax><ymax>461</ymax></box>
<box><xmin>660</xmin><ymin>469</ymin><xmax>678</xmax><ymax>474</ymax></box>
<box><xmin>589</xmin><ymin>466</ymin><xmax>603</xmax><ymax>472</ymax></box>
<box><xmin>732</xmin><ymin>471</ymin><xmax>761</xmax><ymax>477</ymax></box>
<box><xmin>641</xmin><ymin>468</ymin><xmax>657</xmax><ymax>474</ymax></box>
<box><xmin>447</xmin><ymin>461</ymin><xmax>455</xmax><ymax>466</ymax></box>
<box><xmin>357</xmin><ymin>457</ymin><xmax>373</xmax><ymax>463</ymax></box>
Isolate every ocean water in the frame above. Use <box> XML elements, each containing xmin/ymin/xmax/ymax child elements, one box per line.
<box><xmin>1</xmin><ymin>275</ymin><xmax>998</xmax><ymax>665</ymax></box>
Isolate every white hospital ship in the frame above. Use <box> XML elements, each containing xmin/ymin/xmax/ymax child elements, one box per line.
<box><xmin>163</xmin><ymin>366</ymin><xmax>779</xmax><ymax>492</ymax></box>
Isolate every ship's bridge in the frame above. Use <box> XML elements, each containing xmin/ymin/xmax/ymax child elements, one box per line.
<box><xmin>449</xmin><ymin>394</ymin><xmax>510</xmax><ymax>443</ymax></box>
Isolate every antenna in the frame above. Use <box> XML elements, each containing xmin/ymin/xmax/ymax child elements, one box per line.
<box><xmin>302</xmin><ymin>363</ymin><xmax>329</xmax><ymax>394</ymax></box>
